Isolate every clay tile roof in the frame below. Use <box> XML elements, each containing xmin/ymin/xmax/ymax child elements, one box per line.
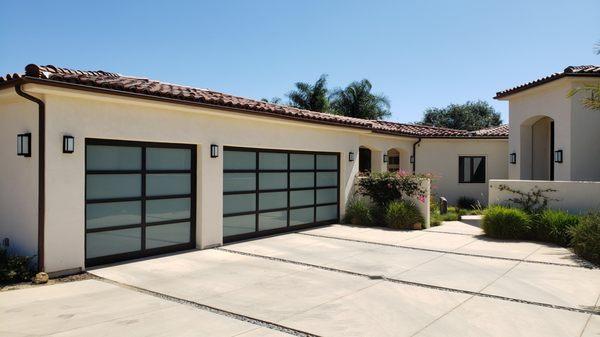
<box><xmin>470</xmin><ymin>124</ymin><xmax>509</xmax><ymax>137</ymax></box>
<box><xmin>1</xmin><ymin>64</ymin><xmax>507</xmax><ymax>139</ymax></box>
<box><xmin>495</xmin><ymin>65</ymin><xmax>600</xmax><ymax>99</ymax></box>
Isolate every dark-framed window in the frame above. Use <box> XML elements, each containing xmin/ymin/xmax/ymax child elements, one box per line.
<box><xmin>459</xmin><ymin>156</ymin><xmax>486</xmax><ymax>183</ymax></box>
<box><xmin>85</xmin><ymin>139</ymin><xmax>196</xmax><ymax>266</ymax></box>
<box><xmin>223</xmin><ymin>147</ymin><xmax>340</xmax><ymax>242</ymax></box>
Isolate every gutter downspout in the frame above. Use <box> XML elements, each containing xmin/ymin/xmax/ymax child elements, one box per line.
<box><xmin>15</xmin><ymin>84</ymin><xmax>45</xmax><ymax>272</ymax></box>
<box><xmin>412</xmin><ymin>138</ymin><xmax>421</xmax><ymax>174</ymax></box>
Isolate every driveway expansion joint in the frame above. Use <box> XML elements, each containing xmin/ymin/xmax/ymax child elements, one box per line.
<box><xmin>297</xmin><ymin>232</ymin><xmax>597</xmax><ymax>269</ymax></box>
<box><xmin>216</xmin><ymin>247</ymin><xmax>600</xmax><ymax>316</ymax></box>
<box><xmin>93</xmin><ymin>275</ymin><xmax>320</xmax><ymax>337</ymax></box>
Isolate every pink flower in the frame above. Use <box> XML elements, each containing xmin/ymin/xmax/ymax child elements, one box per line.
<box><xmin>418</xmin><ymin>195</ymin><xmax>425</xmax><ymax>203</ymax></box>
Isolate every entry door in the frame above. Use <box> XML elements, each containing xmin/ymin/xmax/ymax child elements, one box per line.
<box><xmin>85</xmin><ymin>139</ymin><xmax>196</xmax><ymax>266</ymax></box>
<box><xmin>223</xmin><ymin>147</ymin><xmax>340</xmax><ymax>242</ymax></box>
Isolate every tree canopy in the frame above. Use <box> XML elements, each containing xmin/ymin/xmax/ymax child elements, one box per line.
<box><xmin>329</xmin><ymin>79</ymin><xmax>391</xmax><ymax>120</ymax></box>
<box><xmin>420</xmin><ymin>100</ymin><xmax>502</xmax><ymax>131</ymax></box>
<box><xmin>286</xmin><ymin>74</ymin><xmax>330</xmax><ymax>112</ymax></box>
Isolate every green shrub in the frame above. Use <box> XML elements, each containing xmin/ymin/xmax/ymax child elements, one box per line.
<box><xmin>570</xmin><ymin>213</ymin><xmax>600</xmax><ymax>265</ymax></box>
<box><xmin>357</xmin><ymin>172</ymin><xmax>427</xmax><ymax>207</ymax></box>
<box><xmin>482</xmin><ymin>206</ymin><xmax>531</xmax><ymax>239</ymax></box>
<box><xmin>343</xmin><ymin>199</ymin><xmax>373</xmax><ymax>227</ymax></box>
<box><xmin>0</xmin><ymin>248</ymin><xmax>34</xmax><ymax>285</ymax></box>
<box><xmin>385</xmin><ymin>200</ymin><xmax>424</xmax><ymax>229</ymax></box>
<box><xmin>533</xmin><ymin>210</ymin><xmax>579</xmax><ymax>246</ymax></box>
<box><xmin>457</xmin><ymin>196</ymin><xmax>479</xmax><ymax>210</ymax></box>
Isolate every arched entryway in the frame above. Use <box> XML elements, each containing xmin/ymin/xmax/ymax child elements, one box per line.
<box><xmin>385</xmin><ymin>148</ymin><xmax>411</xmax><ymax>173</ymax></box>
<box><xmin>359</xmin><ymin>147</ymin><xmax>372</xmax><ymax>172</ymax></box>
<box><xmin>520</xmin><ymin>115</ymin><xmax>555</xmax><ymax>180</ymax></box>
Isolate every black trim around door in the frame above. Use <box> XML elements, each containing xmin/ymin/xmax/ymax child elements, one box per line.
<box><xmin>85</xmin><ymin>139</ymin><xmax>196</xmax><ymax>267</ymax></box>
<box><xmin>223</xmin><ymin>146</ymin><xmax>340</xmax><ymax>243</ymax></box>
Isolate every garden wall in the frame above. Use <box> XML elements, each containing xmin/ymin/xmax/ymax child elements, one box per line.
<box><xmin>489</xmin><ymin>179</ymin><xmax>600</xmax><ymax>214</ymax></box>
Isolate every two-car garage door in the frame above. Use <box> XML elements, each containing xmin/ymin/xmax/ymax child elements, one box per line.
<box><xmin>223</xmin><ymin>147</ymin><xmax>340</xmax><ymax>242</ymax></box>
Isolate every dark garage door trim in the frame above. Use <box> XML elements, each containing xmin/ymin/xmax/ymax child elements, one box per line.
<box><xmin>85</xmin><ymin>138</ymin><xmax>196</xmax><ymax>267</ymax></box>
<box><xmin>223</xmin><ymin>146</ymin><xmax>340</xmax><ymax>243</ymax></box>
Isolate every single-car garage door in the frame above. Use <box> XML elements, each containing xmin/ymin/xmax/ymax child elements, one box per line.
<box><xmin>85</xmin><ymin>139</ymin><xmax>196</xmax><ymax>266</ymax></box>
<box><xmin>223</xmin><ymin>147</ymin><xmax>339</xmax><ymax>242</ymax></box>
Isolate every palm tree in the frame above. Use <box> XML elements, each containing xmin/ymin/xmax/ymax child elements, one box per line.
<box><xmin>568</xmin><ymin>82</ymin><xmax>600</xmax><ymax>111</ymax></box>
<box><xmin>261</xmin><ymin>97</ymin><xmax>282</xmax><ymax>104</ymax></box>
<box><xmin>329</xmin><ymin>79</ymin><xmax>391</xmax><ymax>120</ymax></box>
<box><xmin>286</xmin><ymin>74</ymin><xmax>330</xmax><ymax>112</ymax></box>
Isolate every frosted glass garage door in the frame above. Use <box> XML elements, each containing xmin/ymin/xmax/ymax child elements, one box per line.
<box><xmin>223</xmin><ymin>148</ymin><xmax>339</xmax><ymax>242</ymax></box>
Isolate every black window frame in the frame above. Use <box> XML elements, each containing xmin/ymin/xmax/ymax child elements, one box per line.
<box><xmin>223</xmin><ymin>146</ymin><xmax>340</xmax><ymax>243</ymax></box>
<box><xmin>85</xmin><ymin>138</ymin><xmax>196</xmax><ymax>267</ymax></box>
<box><xmin>458</xmin><ymin>155</ymin><xmax>486</xmax><ymax>183</ymax></box>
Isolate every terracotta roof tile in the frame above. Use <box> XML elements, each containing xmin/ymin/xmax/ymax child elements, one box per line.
<box><xmin>1</xmin><ymin>64</ymin><xmax>507</xmax><ymax>138</ymax></box>
<box><xmin>495</xmin><ymin>65</ymin><xmax>600</xmax><ymax>99</ymax></box>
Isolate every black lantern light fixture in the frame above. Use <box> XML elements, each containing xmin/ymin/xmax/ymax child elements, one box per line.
<box><xmin>349</xmin><ymin>151</ymin><xmax>355</xmax><ymax>162</ymax></box>
<box><xmin>409</xmin><ymin>155</ymin><xmax>415</xmax><ymax>164</ymax></box>
<box><xmin>383</xmin><ymin>154</ymin><xmax>388</xmax><ymax>163</ymax></box>
<box><xmin>509</xmin><ymin>152</ymin><xmax>517</xmax><ymax>164</ymax></box>
<box><xmin>17</xmin><ymin>133</ymin><xmax>31</xmax><ymax>157</ymax></box>
<box><xmin>554</xmin><ymin>149</ymin><xmax>563</xmax><ymax>163</ymax></box>
<box><xmin>210</xmin><ymin>144</ymin><xmax>219</xmax><ymax>158</ymax></box>
<box><xmin>63</xmin><ymin>135</ymin><xmax>75</xmax><ymax>154</ymax></box>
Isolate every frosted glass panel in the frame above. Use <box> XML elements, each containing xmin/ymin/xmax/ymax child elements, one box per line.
<box><xmin>146</xmin><ymin>198</ymin><xmax>190</xmax><ymax>223</ymax></box>
<box><xmin>146</xmin><ymin>174</ymin><xmax>190</xmax><ymax>196</ymax></box>
<box><xmin>290</xmin><ymin>154</ymin><xmax>314</xmax><ymax>170</ymax></box>
<box><xmin>259</xmin><ymin>173</ymin><xmax>287</xmax><ymax>190</ymax></box>
<box><xmin>224</xmin><ymin>151</ymin><xmax>256</xmax><ymax>170</ymax></box>
<box><xmin>224</xmin><ymin>173</ymin><xmax>255</xmax><ymax>192</ymax></box>
<box><xmin>317</xmin><ymin>188</ymin><xmax>337</xmax><ymax>204</ymax></box>
<box><xmin>146</xmin><ymin>148</ymin><xmax>191</xmax><ymax>170</ymax></box>
<box><xmin>224</xmin><ymin>215</ymin><xmax>255</xmax><ymax>236</ymax></box>
<box><xmin>290</xmin><ymin>172</ymin><xmax>314</xmax><ymax>188</ymax></box>
<box><xmin>259</xmin><ymin>152</ymin><xmax>287</xmax><ymax>170</ymax></box>
<box><xmin>223</xmin><ymin>194</ymin><xmax>256</xmax><ymax>214</ymax></box>
<box><xmin>316</xmin><ymin>205</ymin><xmax>338</xmax><ymax>221</ymax></box>
<box><xmin>86</xmin><ymin>228</ymin><xmax>141</xmax><ymax>258</ymax></box>
<box><xmin>316</xmin><ymin>172</ymin><xmax>337</xmax><ymax>187</ymax></box>
<box><xmin>259</xmin><ymin>210</ymin><xmax>287</xmax><ymax>230</ymax></box>
<box><xmin>146</xmin><ymin>222</ymin><xmax>190</xmax><ymax>249</ymax></box>
<box><xmin>316</xmin><ymin>155</ymin><xmax>337</xmax><ymax>170</ymax></box>
<box><xmin>290</xmin><ymin>208</ymin><xmax>314</xmax><ymax>226</ymax></box>
<box><xmin>86</xmin><ymin>201</ymin><xmax>141</xmax><ymax>229</ymax></box>
<box><xmin>290</xmin><ymin>190</ymin><xmax>314</xmax><ymax>207</ymax></box>
<box><xmin>86</xmin><ymin>174</ymin><xmax>141</xmax><ymax>199</ymax></box>
<box><xmin>259</xmin><ymin>192</ymin><xmax>287</xmax><ymax>210</ymax></box>
<box><xmin>86</xmin><ymin>145</ymin><xmax>141</xmax><ymax>170</ymax></box>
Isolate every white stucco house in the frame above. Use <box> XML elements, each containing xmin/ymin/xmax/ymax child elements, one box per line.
<box><xmin>0</xmin><ymin>64</ymin><xmax>508</xmax><ymax>275</ymax></box>
<box><xmin>490</xmin><ymin>65</ymin><xmax>600</xmax><ymax>211</ymax></box>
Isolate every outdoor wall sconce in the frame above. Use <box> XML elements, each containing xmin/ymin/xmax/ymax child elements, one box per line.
<box><xmin>509</xmin><ymin>153</ymin><xmax>517</xmax><ymax>164</ymax></box>
<box><xmin>410</xmin><ymin>155</ymin><xmax>415</xmax><ymax>164</ymax></box>
<box><xmin>383</xmin><ymin>154</ymin><xmax>388</xmax><ymax>163</ymax></box>
<box><xmin>210</xmin><ymin>144</ymin><xmax>219</xmax><ymax>158</ymax></box>
<box><xmin>349</xmin><ymin>151</ymin><xmax>355</xmax><ymax>162</ymax></box>
<box><xmin>63</xmin><ymin>135</ymin><xmax>75</xmax><ymax>154</ymax></box>
<box><xmin>17</xmin><ymin>133</ymin><xmax>31</xmax><ymax>157</ymax></box>
<box><xmin>554</xmin><ymin>150</ymin><xmax>563</xmax><ymax>163</ymax></box>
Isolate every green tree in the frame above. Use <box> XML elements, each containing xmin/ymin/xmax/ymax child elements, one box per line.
<box><xmin>420</xmin><ymin>100</ymin><xmax>502</xmax><ymax>131</ymax></box>
<box><xmin>260</xmin><ymin>97</ymin><xmax>282</xmax><ymax>104</ymax></box>
<box><xmin>330</xmin><ymin>79</ymin><xmax>390</xmax><ymax>120</ymax></box>
<box><xmin>286</xmin><ymin>74</ymin><xmax>330</xmax><ymax>112</ymax></box>
<box><xmin>568</xmin><ymin>82</ymin><xmax>600</xmax><ymax>111</ymax></box>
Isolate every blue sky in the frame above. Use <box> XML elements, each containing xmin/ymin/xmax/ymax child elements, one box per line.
<box><xmin>1</xmin><ymin>0</ymin><xmax>598</xmax><ymax>123</ymax></box>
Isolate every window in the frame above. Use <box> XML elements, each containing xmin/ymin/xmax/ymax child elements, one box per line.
<box><xmin>459</xmin><ymin>156</ymin><xmax>486</xmax><ymax>183</ymax></box>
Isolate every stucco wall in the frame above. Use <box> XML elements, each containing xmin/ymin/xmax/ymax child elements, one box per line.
<box><xmin>0</xmin><ymin>91</ymin><xmax>39</xmax><ymax>258</ymax></box>
<box><xmin>416</xmin><ymin>138</ymin><xmax>508</xmax><ymax>206</ymax></box>
<box><xmin>489</xmin><ymin>179</ymin><xmax>600</xmax><ymax>213</ymax></box>
<box><xmin>570</xmin><ymin>79</ymin><xmax>600</xmax><ymax>181</ymax></box>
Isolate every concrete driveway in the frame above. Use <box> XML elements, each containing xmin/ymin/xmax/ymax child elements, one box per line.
<box><xmin>1</xmin><ymin>220</ymin><xmax>599</xmax><ymax>337</ymax></box>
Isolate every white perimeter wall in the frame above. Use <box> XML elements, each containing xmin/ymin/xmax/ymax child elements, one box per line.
<box><xmin>0</xmin><ymin>92</ymin><xmax>39</xmax><ymax>258</ymax></box>
<box><xmin>489</xmin><ymin>179</ymin><xmax>600</xmax><ymax>214</ymax></box>
<box><xmin>416</xmin><ymin>138</ymin><xmax>508</xmax><ymax>206</ymax></box>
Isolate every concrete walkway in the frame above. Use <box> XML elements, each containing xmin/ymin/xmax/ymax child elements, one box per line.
<box><xmin>1</xmin><ymin>221</ymin><xmax>598</xmax><ymax>336</ymax></box>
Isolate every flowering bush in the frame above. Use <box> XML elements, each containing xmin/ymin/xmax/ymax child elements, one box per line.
<box><xmin>357</xmin><ymin>171</ymin><xmax>430</xmax><ymax>207</ymax></box>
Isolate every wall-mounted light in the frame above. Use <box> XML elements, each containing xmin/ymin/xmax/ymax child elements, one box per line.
<box><xmin>210</xmin><ymin>144</ymin><xmax>219</xmax><ymax>158</ymax></box>
<box><xmin>63</xmin><ymin>135</ymin><xmax>75</xmax><ymax>154</ymax></box>
<box><xmin>409</xmin><ymin>155</ymin><xmax>415</xmax><ymax>164</ymax></box>
<box><xmin>509</xmin><ymin>152</ymin><xmax>517</xmax><ymax>164</ymax></box>
<box><xmin>383</xmin><ymin>154</ymin><xmax>388</xmax><ymax>163</ymax></box>
<box><xmin>554</xmin><ymin>150</ymin><xmax>563</xmax><ymax>163</ymax></box>
<box><xmin>17</xmin><ymin>133</ymin><xmax>31</xmax><ymax>157</ymax></box>
<box><xmin>349</xmin><ymin>151</ymin><xmax>355</xmax><ymax>162</ymax></box>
